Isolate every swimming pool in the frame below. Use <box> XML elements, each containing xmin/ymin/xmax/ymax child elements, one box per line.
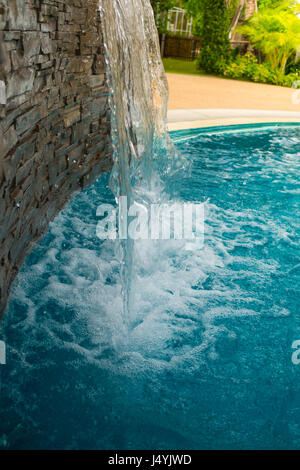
<box><xmin>0</xmin><ymin>124</ymin><xmax>299</xmax><ymax>450</ymax></box>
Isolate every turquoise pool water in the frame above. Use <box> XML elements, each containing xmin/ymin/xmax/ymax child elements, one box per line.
<box><xmin>0</xmin><ymin>124</ymin><xmax>299</xmax><ymax>450</ymax></box>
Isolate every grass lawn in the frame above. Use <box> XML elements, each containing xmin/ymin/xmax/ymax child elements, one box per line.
<box><xmin>162</xmin><ymin>58</ymin><xmax>203</xmax><ymax>76</ymax></box>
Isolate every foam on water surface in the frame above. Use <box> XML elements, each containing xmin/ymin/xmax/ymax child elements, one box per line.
<box><xmin>0</xmin><ymin>127</ymin><xmax>299</xmax><ymax>449</ymax></box>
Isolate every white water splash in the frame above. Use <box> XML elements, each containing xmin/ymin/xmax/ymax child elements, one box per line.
<box><xmin>100</xmin><ymin>0</ymin><xmax>185</xmax><ymax>320</ymax></box>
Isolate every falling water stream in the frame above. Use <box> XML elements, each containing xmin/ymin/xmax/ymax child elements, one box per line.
<box><xmin>100</xmin><ymin>0</ymin><xmax>186</xmax><ymax>321</ymax></box>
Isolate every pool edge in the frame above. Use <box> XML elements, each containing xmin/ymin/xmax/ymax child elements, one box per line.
<box><xmin>170</xmin><ymin>121</ymin><xmax>300</xmax><ymax>142</ymax></box>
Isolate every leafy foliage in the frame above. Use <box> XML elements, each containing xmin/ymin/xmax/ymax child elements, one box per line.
<box><xmin>258</xmin><ymin>0</ymin><xmax>282</xmax><ymax>8</ymax></box>
<box><xmin>223</xmin><ymin>52</ymin><xmax>300</xmax><ymax>87</ymax></box>
<box><xmin>197</xmin><ymin>0</ymin><xmax>231</xmax><ymax>73</ymax></box>
<box><xmin>182</xmin><ymin>0</ymin><xmax>205</xmax><ymax>36</ymax></box>
<box><xmin>257</xmin><ymin>0</ymin><xmax>297</xmax><ymax>9</ymax></box>
<box><xmin>150</xmin><ymin>0</ymin><xmax>176</xmax><ymax>11</ymax></box>
<box><xmin>238</xmin><ymin>2</ymin><xmax>300</xmax><ymax>73</ymax></box>
<box><xmin>150</xmin><ymin>0</ymin><xmax>177</xmax><ymax>33</ymax></box>
<box><xmin>152</xmin><ymin>0</ymin><xmax>300</xmax><ymax>88</ymax></box>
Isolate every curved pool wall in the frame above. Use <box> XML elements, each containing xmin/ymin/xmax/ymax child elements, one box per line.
<box><xmin>170</xmin><ymin>122</ymin><xmax>300</xmax><ymax>141</ymax></box>
<box><xmin>0</xmin><ymin>0</ymin><xmax>112</xmax><ymax>316</ymax></box>
<box><xmin>0</xmin><ymin>123</ymin><xmax>299</xmax><ymax>450</ymax></box>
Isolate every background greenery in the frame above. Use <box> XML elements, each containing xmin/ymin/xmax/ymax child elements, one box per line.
<box><xmin>198</xmin><ymin>0</ymin><xmax>230</xmax><ymax>74</ymax></box>
<box><xmin>152</xmin><ymin>0</ymin><xmax>300</xmax><ymax>88</ymax></box>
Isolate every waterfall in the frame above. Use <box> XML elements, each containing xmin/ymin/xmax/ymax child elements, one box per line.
<box><xmin>100</xmin><ymin>0</ymin><xmax>183</xmax><ymax>321</ymax></box>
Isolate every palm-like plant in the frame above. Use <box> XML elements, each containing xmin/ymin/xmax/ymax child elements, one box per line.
<box><xmin>238</xmin><ymin>2</ymin><xmax>300</xmax><ymax>73</ymax></box>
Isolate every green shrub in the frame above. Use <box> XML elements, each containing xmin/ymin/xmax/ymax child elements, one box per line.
<box><xmin>285</xmin><ymin>55</ymin><xmax>300</xmax><ymax>75</ymax></box>
<box><xmin>281</xmin><ymin>72</ymin><xmax>300</xmax><ymax>88</ymax></box>
<box><xmin>223</xmin><ymin>53</ymin><xmax>300</xmax><ymax>87</ymax></box>
<box><xmin>223</xmin><ymin>53</ymin><xmax>258</xmax><ymax>80</ymax></box>
<box><xmin>197</xmin><ymin>0</ymin><xmax>230</xmax><ymax>74</ymax></box>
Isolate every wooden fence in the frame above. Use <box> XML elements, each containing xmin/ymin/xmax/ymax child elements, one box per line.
<box><xmin>159</xmin><ymin>35</ymin><xmax>251</xmax><ymax>60</ymax></box>
<box><xmin>159</xmin><ymin>35</ymin><xmax>201</xmax><ymax>61</ymax></box>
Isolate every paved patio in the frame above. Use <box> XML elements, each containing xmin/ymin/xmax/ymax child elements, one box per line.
<box><xmin>166</xmin><ymin>73</ymin><xmax>300</xmax><ymax>130</ymax></box>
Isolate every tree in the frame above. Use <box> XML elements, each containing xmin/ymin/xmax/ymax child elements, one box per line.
<box><xmin>258</xmin><ymin>0</ymin><xmax>299</xmax><ymax>9</ymax></box>
<box><xmin>151</xmin><ymin>0</ymin><xmax>204</xmax><ymax>35</ymax></box>
<box><xmin>238</xmin><ymin>2</ymin><xmax>300</xmax><ymax>72</ymax></box>
<box><xmin>258</xmin><ymin>0</ymin><xmax>285</xmax><ymax>8</ymax></box>
<box><xmin>150</xmin><ymin>0</ymin><xmax>175</xmax><ymax>10</ymax></box>
<box><xmin>150</xmin><ymin>0</ymin><xmax>176</xmax><ymax>33</ymax></box>
<box><xmin>183</xmin><ymin>0</ymin><xmax>205</xmax><ymax>36</ymax></box>
<box><xmin>198</xmin><ymin>0</ymin><xmax>231</xmax><ymax>73</ymax></box>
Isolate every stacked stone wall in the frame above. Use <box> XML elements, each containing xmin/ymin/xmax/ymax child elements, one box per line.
<box><xmin>0</xmin><ymin>0</ymin><xmax>112</xmax><ymax>315</ymax></box>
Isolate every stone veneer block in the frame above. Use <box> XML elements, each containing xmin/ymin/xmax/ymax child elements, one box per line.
<box><xmin>0</xmin><ymin>0</ymin><xmax>112</xmax><ymax>315</ymax></box>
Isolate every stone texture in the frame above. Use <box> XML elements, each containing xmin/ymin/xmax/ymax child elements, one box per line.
<box><xmin>0</xmin><ymin>0</ymin><xmax>113</xmax><ymax>316</ymax></box>
<box><xmin>6</xmin><ymin>68</ymin><xmax>35</xmax><ymax>98</ymax></box>
<box><xmin>8</xmin><ymin>0</ymin><xmax>37</xmax><ymax>31</ymax></box>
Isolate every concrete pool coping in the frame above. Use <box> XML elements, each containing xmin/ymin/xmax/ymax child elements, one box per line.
<box><xmin>167</xmin><ymin>109</ymin><xmax>300</xmax><ymax>131</ymax></box>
